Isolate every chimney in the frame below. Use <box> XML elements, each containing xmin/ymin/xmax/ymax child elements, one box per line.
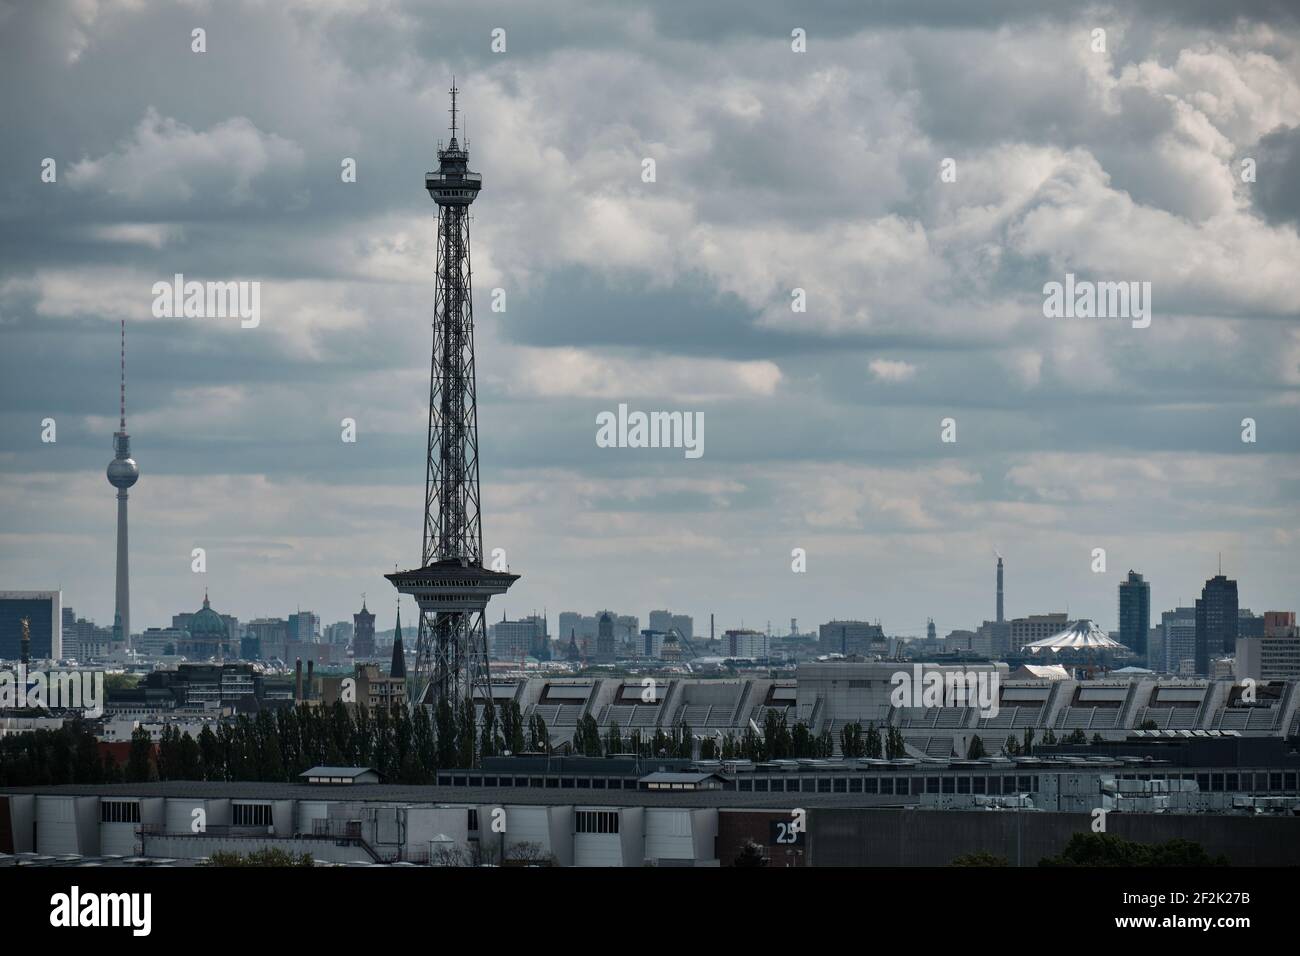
<box><xmin>306</xmin><ymin>659</ymin><xmax>315</xmax><ymax>701</ymax></box>
<box><xmin>996</xmin><ymin>556</ymin><xmax>1005</xmax><ymax>624</ymax></box>
<box><xmin>295</xmin><ymin>658</ymin><xmax>303</xmax><ymax>703</ymax></box>
<box><xmin>20</xmin><ymin>617</ymin><xmax>31</xmax><ymax>666</ymax></box>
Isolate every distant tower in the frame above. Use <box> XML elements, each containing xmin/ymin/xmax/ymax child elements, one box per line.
<box><xmin>927</xmin><ymin>618</ymin><xmax>936</xmax><ymax>642</ymax></box>
<box><xmin>387</xmin><ymin>83</ymin><xmax>518</xmax><ymax>709</ymax></box>
<box><xmin>596</xmin><ymin>612</ymin><xmax>615</xmax><ymax>662</ymax></box>
<box><xmin>106</xmin><ymin>319</ymin><xmax>139</xmax><ymax>647</ymax></box>
<box><xmin>353</xmin><ymin>598</ymin><xmax>376</xmax><ymax>659</ymax></box>
<box><xmin>996</xmin><ymin>554</ymin><xmax>1004</xmax><ymax>624</ymax></box>
<box><xmin>20</xmin><ymin>617</ymin><xmax>30</xmax><ymax>666</ymax></box>
<box><xmin>390</xmin><ymin>604</ymin><xmax>407</xmax><ymax>679</ymax></box>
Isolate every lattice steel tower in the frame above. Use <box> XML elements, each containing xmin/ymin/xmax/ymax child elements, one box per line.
<box><xmin>387</xmin><ymin>84</ymin><xmax>518</xmax><ymax>711</ymax></box>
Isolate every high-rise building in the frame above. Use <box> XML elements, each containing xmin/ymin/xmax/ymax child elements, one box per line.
<box><xmin>1008</xmin><ymin>614</ymin><xmax>1068</xmax><ymax>652</ymax></box>
<box><xmin>818</xmin><ymin>620</ymin><xmax>885</xmax><ymax>655</ymax></box>
<box><xmin>1160</xmin><ymin>607</ymin><xmax>1197</xmax><ymax>674</ymax></box>
<box><xmin>1237</xmin><ymin>611</ymin><xmax>1300</xmax><ymax>681</ymax></box>
<box><xmin>724</xmin><ymin>629</ymin><xmax>769</xmax><ymax>658</ymax></box>
<box><xmin>1264</xmin><ymin>611</ymin><xmax>1297</xmax><ymax>637</ymax></box>
<box><xmin>596</xmin><ymin>612</ymin><xmax>615</xmax><ymax>662</ymax></box>
<box><xmin>106</xmin><ymin>320</ymin><xmax>139</xmax><ymax>647</ymax></box>
<box><xmin>0</xmin><ymin>591</ymin><xmax>62</xmax><ymax>661</ymax></box>
<box><xmin>287</xmin><ymin>611</ymin><xmax>319</xmax><ymax>645</ymax></box>
<box><xmin>1238</xmin><ymin>609</ymin><xmax>1265</xmax><ymax>639</ymax></box>
<box><xmin>353</xmin><ymin>600</ymin><xmax>376</xmax><ymax>659</ymax></box>
<box><xmin>1118</xmin><ymin>570</ymin><xmax>1151</xmax><ymax>662</ymax></box>
<box><xmin>324</xmin><ymin>621</ymin><xmax>354</xmax><ymax>646</ymax></box>
<box><xmin>246</xmin><ymin>618</ymin><xmax>288</xmax><ymax>661</ymax></box>
<box><xmin>491</xmin><ymin>615</ymin><xmax>547</xmax><ymax>661</ymax></box>
<box><xmin>1195</xmin><ymin>574</ymin><xmax>1238</xmax><ymax>675</ymax></box>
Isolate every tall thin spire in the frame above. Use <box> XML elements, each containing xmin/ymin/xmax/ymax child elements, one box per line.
<box><xmin>449</xmin><ymin>78</ymin><xmax>458</xmax><ymax>139</ymax></box>
<box><xmin>391</xmin><ymin>601</ymin><xmax>407</xmax><ymax>679</ymax></box>
<box><xmin>119</xmin><ymin>318</ymin><xmax>126</xmax><ymax>432</ymax></box>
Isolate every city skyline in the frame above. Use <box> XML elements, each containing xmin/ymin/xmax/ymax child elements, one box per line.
<box><xmin>2</xmin><ymin>1</ymin><xmax>1298</xmax><ymax>640</ymax></box>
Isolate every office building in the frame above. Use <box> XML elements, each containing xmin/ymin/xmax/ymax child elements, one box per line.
<box><xmin>818</xmin><ymin>620</ymin><xmax>885</xmax><ymax>656</ymax></box>
<box><xmin>1118</xmin><ymin>570</ymin><xmax>1151</xmax><ymax>662</ymax></box>
<box><xmin>0</xmin><ymin>591</ymin><xmax>61</xmax><ymax>661</ymax></box>
<box><xmin>1196</xmin><ymin>574</ymin><xmax>1239</xmax><ymax>676</ymax></box>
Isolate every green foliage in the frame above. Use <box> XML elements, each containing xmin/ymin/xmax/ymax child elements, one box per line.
<box><xmin>206</xmin><ymin>848</ymin><xmax>315</xmax><ymax>867</ymax></box>
<box><xmin>0</xmin><ymin>719</ymin><xmax>110</xmax><ymax>787</ymax></box>
<box><xmin>966</xmin><ymin>735</ymin><xmax>986</xmax><ymax>760</ymax></box>
<box><xmin>733</xmin><ymin>840</ymin><xmax>768</xmax><ymax>867</ymax></box>
<box><xmin>951</xmin><ymin>850</ymin><xmax>1008</xmax><ymax>866</ymax></box>
<box><xmin>125</xmin><ymin>726</ymin><xmax>156</xmax><ymax>783</ymax></box>
<box><xmin>1039</xmin><ymin>833</ymin><xmax>1229</xmax><ymax>867</ymax></box>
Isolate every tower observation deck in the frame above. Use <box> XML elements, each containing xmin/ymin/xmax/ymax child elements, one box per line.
<box><xmin>387</xmin><ymin>84</ymin><xmax>518</xmax><ymax>716</ymax></box>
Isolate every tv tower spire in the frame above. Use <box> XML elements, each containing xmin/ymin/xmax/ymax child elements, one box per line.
<box><xmin>106</xmin><ymin>319</ymin><xmax>139</xmax><ymax>648</ymax></box>
<box><xmin>387</xmin><ymin>85</ymin><xmax>518</xmax><ymax>720</ymax></box>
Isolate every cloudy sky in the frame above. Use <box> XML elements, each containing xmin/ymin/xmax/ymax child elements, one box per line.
<box><xmin>1</xmin><ymin>0</ymin><xmax>1298</xmax><ymax>640</ymax></box>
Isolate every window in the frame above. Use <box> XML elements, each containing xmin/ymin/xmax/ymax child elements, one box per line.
<box><xmin>575</xmin><ymin>810</ymin><xmax>619</xmax><ymax>834</ymax></box>
<box><xmin>233</xmin><ymin>803</ymin><xmax>273</xmax><ymax>827</ymax></box>
<box><xmin>468</xmin><ymin>809</ymin><xmax>479</xmax><ymax>831</ymax></box>
<box><xmin>100</xmin><ymin>801</ymin><xmax>140</xmax><ymax>824</ymax></box>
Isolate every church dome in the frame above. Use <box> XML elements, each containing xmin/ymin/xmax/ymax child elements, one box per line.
<box><xmin>189</xmin><ymin>593</ymin><xmax>226</xmax><ymax>638</ymax></box>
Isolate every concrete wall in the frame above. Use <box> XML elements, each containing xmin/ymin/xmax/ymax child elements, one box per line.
<box><xmin>808</xmin><ymin>807</ymin><xmax>1300</xmax><ymax>866</ymax></box>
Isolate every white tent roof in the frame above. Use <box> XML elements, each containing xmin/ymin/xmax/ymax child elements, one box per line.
<box><xmin>1021</xmin><ymin>619</ymin><xmax>1123</xmax><ymax>653</ymax></box>
<box><xmin>1009</xmin><ymin>663</ymin><xmax>1072</xmax><ymax>680</ymax></box>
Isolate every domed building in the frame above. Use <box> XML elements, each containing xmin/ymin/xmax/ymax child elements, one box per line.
<box><xmin>182</xmin><ymin>591</ymin><xmax>230</xmax><ymax>659</ymax></box>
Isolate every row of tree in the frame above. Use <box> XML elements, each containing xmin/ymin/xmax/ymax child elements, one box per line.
<box><xmin>9</xmin><ymin>704</ymin><xmax>1107</xmax><ymax>788</ymax></box>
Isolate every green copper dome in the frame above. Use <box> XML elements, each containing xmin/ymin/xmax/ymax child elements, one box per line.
<box><xmin>189</xmin><ymin>592</ymin><xmax>226</xmax><ymax>637</ymax></box>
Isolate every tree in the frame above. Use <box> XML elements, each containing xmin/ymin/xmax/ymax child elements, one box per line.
<box><xmin>1091</xmin><ymin>733</ymin><xmax>1105</xmax><ymax>746</ymax></box>
<box><xmin>864</xmin><ymin>723</ymin><xmax>883</xmax><ymax>759</ymax></box>
<box><xmin>886</xmin><ymin>726</ymin><xmax>907</xmax><ymax>759</ymax></box>
<box><xmin>206</xmin><ymin>848</ymin><xmax>314</xmax><ymax>867</ymax></box>
<box><xmin>1004</xmin><ymin>735</ymin><xmax>1020</xmax><ymax>756</ymax></box>
<box><xmin>966</xmin><ymin>735</ymin><xmax>986</xmax><ymax>760</ymax></box>
<box><xmin>457</xmin><ymin>698</ymin><xmax>477</xmax><ymax>768</ymax></box>
<box><xmin>572</xmin><ymin>714</ymin><xmax>601</xmax><ymax>757</ymax></box>
<box><xmin>605</xmin><ymin>720</ymin><xmax>623</xmax><ymax>756</ymax></box>
<box><xmin>840</xmin><ymin>722</ymin><xmax>865</xmax><ymax>758</ymax></box>
<box><xmin>504</xmin><ymin>841</ymin><xmax>555</xmax><ymax>866</ymax></box>
<box><xmin>733</xmin><ymin>840</ymin><xmax>768</xmax><ymax>867</ymax></box>
<box><xmin>197</xmin><ymin>724</ymin><xmax>223</xmax><ymax>781</ymax></box>
<box><xmin>435</xmin><ymin>699</ymin><xmax>457</xmax><ymax>767</ymax></box>
<box><xmin>1022</xmin><ymin>728</ymin><xmax>1035</xmax><ymax>756</ymax></box>
<box><xmin>951</xmin><ymin>851</ymin><xmax>1007</xmax><ymax>866</ymax></box>
<box><xmin>1040</xmin><ymin>833</ymin><xmax>1228</xmax><ymax>867</ymax></box>
<box><xmin>125</xmin><ymin>726</ymin><xmax>156</xmax><ymax>783</ymax></box>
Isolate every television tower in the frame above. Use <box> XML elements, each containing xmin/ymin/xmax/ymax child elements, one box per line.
<box><xmin>106</xmin><ymin>319</ymin><xmax>139</xmax><ymax>647</ymax></box>
<box><xmin>387</xmin><ymin>83</ymin><xmax>518</xmax><ymax>711</ymax></box>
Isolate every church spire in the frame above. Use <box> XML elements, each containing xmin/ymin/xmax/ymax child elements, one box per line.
<box><xmin>390</xmin><ymin>603</ymin><xmax>407</xmax><ymax>679</ymax></box>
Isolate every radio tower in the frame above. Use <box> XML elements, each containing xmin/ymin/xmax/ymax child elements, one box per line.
<box><xmin>387</xmin><ymin>83</ymin><xmax>518</xmax><ymax>714</ymax></box>
<box><xmin>106</xmin><ymin>319</ymin><xmax>139</xmax><ymax>648</ymax></box>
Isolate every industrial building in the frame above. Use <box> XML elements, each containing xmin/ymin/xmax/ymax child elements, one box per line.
<box><xmin>3</xmin><ymin>737</ymin><xmax>1297</xmax><ymax>867</ymax></box>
